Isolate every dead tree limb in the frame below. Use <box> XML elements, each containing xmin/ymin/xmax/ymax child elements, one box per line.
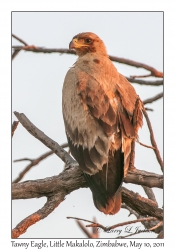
<box><xmin>13</xmin><ymin>111</ymin><xmax>163</xmax><ymax>189</ymax></box>
<box><xmin>13</xmin><ymin>143</ymin><xmax>68</xmax><ymax>183</ymax></box>
<box><xmin>142</xmin><ymin>108</ymin><xmax>164</xmax><ymax>172</ymax></box>
<box><xmin>12</xmin><ymin>121</ymin><xmax>19</xmax><ymax>137</ymax></box>
<box><xmin>12</xmin><ymin>34</ymin><xmax>163</xmax><ymax>79</ymax></box>
<box><xmin>143</xmin><ymin>92</ymin><xmax>163</xmax><ymax>105</ymax></box>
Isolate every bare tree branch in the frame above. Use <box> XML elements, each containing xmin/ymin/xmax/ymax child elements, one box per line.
<box><xmin>142</xmin><ymin>186</ymin><xmax>158</xmax><ymax>206</ymax></box>
<box><xmin>121</xmin><ymin>204</ymin><xmax>162</xmax><ymax>235</ymax></box>
<box><xmin>122</xmin><ymin>187</ymin><xmax>163</xmax><ymax>220</ymax></box>
<box><xmin>125</xmin><ymin>169</ymin><xmax>163</xmax><ymax>189</ymax></box>
<box><xmin>12</xmin><ymin>163</ymin><xmax>163</xmax><ymax>237</ymax></box>
<box><xmin>12</xmin><ymin>165</ymin><xmax>86</xmax><ymax>200</ymax></box>
<box><xmin>12</xmin><ymin>121</ymin><xmax>19</xmax><ymax>137</ymax></box>
<box><xmin>142</xmin><ymin>108</ymin><xmax>164</xmax><ymax>172</ymax></box>
<box><xmin>145</xmin><ymin>107</ymin><xmax>154</xmax><ymax>112</ymax></box>
<box><xmin>76</xmin><ymin>217</ymin><xmax>99</xmax><ymax>238</ymax></box>
<box><xmin>149</xmin><ymin>221</ymin><xmax>163</xmax><ymax>231</ymax></box>
<box><xmin>12</xmin><ymin>166</ymin><xmax>162</xmax><ymax>202</ymax></box>
<box><xmin>126</xmin><ymin>77</ymin><xmax>163</xmax><ymax>86</ymax></box>
<box><xmin>13</xmin><ymin>143</ymin><xmax>69</xmax><ymax>183</ymax></box>
<box><xmin>67</xmin><ymin>216</ymin><xmax>158</xmax><ymax>233</ymax></box>
<box><xmin>143</xmin><ymin>92</ymin><xmax>163</xmax><ymax>105</ymax></box>
<box><xmin>14</xmin><ymin>111</ymin><xmax>77</xmax><ymax>168</ymax></box>
<box><xmin>13</xmin><ymin>151</ymin><xmax>53</xmax><ymax>183</ymax></box>
<box><xmin>12</xmin><ymin>194</ymin><xmax>65</xmax><ymax>238</ymax></box>
<box><xmin>13</xmin><ymin>111</ymin><xmax>163</xmax><ymax>189</ymax></box>
<box><xmin>109</xmin><ymin>56</ymin><xmax>163</xmax><ymax>78</ymax></box>
<box><xmin>12</xmin><ymin>34</ymin><xmax>163</xmax><ymax>79</ymax></box>
<box><xmin>12</xmin><ymin>34</ymin><xmax>28</xmax><ymax>60</ymax></box>
<box><xmin>136</xmin><ymin>140</ymin><xmax>155</xmax><ymax>150</ymax></box>
<box><xmin>12</xmin><ymin>34</ymin><xmax>28</xmax><ymax>46</ymax></box>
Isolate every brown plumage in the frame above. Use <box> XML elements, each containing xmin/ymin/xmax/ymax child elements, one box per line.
<box><xmin>62</xmin><ymin>32</ymin><xmax>143</xmax><ymax>215</ymax></box>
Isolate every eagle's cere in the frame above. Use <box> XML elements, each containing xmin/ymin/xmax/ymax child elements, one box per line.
<box><xmin>62</xmin><ymin>32</ymin><xmax>143</xmax><ymax>215</ymax></box>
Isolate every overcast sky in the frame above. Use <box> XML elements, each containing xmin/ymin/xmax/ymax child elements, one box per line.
<box><xmin>11</xmin><ymin>11</ymin><xmax>164</xmax><ymax>238</ymax></box>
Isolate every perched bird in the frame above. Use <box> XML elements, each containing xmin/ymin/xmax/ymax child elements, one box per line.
<box><xmin>62</xmin><ymin>32</ymin><xmax>143</xmax><ymax>215</ymax></box>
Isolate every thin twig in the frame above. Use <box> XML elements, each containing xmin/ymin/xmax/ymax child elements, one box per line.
<box><xmin>131</xmin><ymin>74</ymin><xmax>153</xmax><ymax>78</ymax></box>
<box><xmin>76</xmin><ymin>217</ymin><xmax>99</xmax><ymax>238</ymax></box>
<box><xmin>13</xmin><ymin>143</ymin><xmax>68</xmax><ymax>183</ymax></box>
<box><xmin>109</xmin><ymin>56</ymin><xmax>163</xmax><ymax>78</ymax></box>
<box><xmin>127</xmin><ymin>77</ymin><xmax>163</xmax><ymax>86</ymax></box>
<box><xmin>12</xmin><ymin>34</ymin><xmax>28</xmax><ymax>46</ymax></box>
<box><xmin>142</xmin><ymin>108</ymin><xmax>163</xmax><ymax>172</ymax></box>
<box><xmin>12</xmin><ymin>121</ymin><xmax>19</xmax><ymax>137</ymax></box>
<box><xmin>12</xmin><ymin>50</ymin><xmax>20</xmax><ymax>60</ymax></box>
<box><xmin>122</xmin><ymin>203</ymin><xmax>139</xmax><ymax>218</ymax></box>
<box><xmin>149</xmin><ymin>221</ymin><xmax>163</xmax><ymax>231</ymax></box>
<box><xmin>67</xmin><ymin>216</ymin><xmax>157</xmax><ymax>232</ymax></box>
<box><xmin>145</xmin><ymin>107</ymin><xmax>154</xmax><ymax>112</ymax></box>
<box><xmin>143</xmin><ymin>92</ymin><xmax>163</xmax><ymax>105</ymax></box>
<box><xmin>136</xmin><ymin>140</ymin><xmax>155</xmax><ymax>150</ymax></box>
<box><xmin>12</xmin><ymin>34</ymin><xmax>28</xmax><ymax>61</ymax></box>
<box><xmin>67</xmin><ymin>216</ymin><xmax>106</xmax><ymax>230</ymax></box>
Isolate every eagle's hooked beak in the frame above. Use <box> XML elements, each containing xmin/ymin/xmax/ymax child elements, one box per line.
<box><xmin>69</xmin><ymin>38</ymin><xmax>79</xmax><ymax>49</ymax></box>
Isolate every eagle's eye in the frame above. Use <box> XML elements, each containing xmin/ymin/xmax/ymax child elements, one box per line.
<box><xmin>84</xmin><ymin>38</ymin><xmax>92</xmax><ymax>44</ymax></box>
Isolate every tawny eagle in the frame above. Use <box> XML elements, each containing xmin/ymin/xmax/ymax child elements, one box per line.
<box><xmin>62</xmin><ymin>32</ymin><xmax>143</xmax><ymax>215</ymax></box>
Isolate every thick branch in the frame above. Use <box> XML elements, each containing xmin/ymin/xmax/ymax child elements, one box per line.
<box><xmin>122</xmin><ymin>187</ymin><xmax>163</xmax><ymax>220</ymax></box>
<box><xmin>12</xmin><ymin>164</ymin><xmax>163</xmax><ymax>237</ymax></box>
<box><xmin>12</xmin><ymin>194</ymin><xmax>64</xmax><ymax>238</ymax></box>
<box><xmin>12</xmin><ymin>166</ymin><xmax>86</xmax><ymax>200</ymax></box>
<box><xmin>12</xmin><ymin>166</ymin><xmax>162</xmax><ymax>200</ymax></box>
<box><xmin>125</xmin><ymin>169</ymin><xmax>163</xmax><ymax>189</ymax></box>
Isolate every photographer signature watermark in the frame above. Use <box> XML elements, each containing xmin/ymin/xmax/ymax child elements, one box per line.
<box><xmin>97</xmin><ymin>225</ymin><xmax>153</xmax><ymax>236</ymax></box>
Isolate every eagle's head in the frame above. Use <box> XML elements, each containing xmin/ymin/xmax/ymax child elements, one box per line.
<box><xmin>69</xmin><ymin>32</ymin><xmax>107</xmax><ymax>57</ymax></box>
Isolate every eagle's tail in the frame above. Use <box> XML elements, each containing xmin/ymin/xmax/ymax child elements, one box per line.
<box><xmin>93</xmin><ymin>189</ymin><xmax>122</xmax><ymax>215</ymax></box>
<box><xmin>84</xmin><ymin>149</ymin><xmax>124</xmax><ymax>215</ymax></box>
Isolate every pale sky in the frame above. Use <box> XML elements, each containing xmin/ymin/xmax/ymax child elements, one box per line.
<box><xmin>11</xmin><ymin>12</ymin><xmax>163</xmax><ymax>238</ymax></box>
